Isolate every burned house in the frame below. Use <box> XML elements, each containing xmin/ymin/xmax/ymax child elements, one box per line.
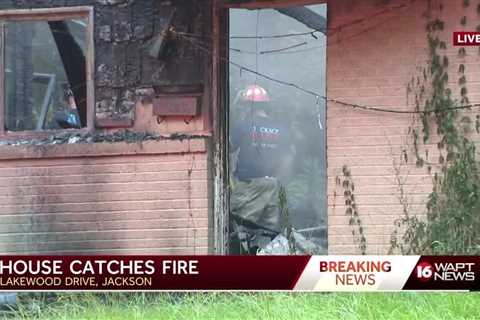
<box><xmin>0</xmin><ymin>0</ymin><xmax>476</xmax><ymax>255</ymax></box>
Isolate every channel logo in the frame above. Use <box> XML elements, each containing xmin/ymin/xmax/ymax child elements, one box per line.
<box><xmin>415</xmin><ymin>261</ymin><xmax>475</xmax><ymax>282</ymax></box>
<box><xmin>415</xmin><ymin>262</ymin><xmax>434</xmax><ymax>282</ymax></box>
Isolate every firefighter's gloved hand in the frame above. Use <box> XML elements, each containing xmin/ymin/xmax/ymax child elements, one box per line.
<box><xmin>54</xmin><ymin>110</ymin><xmax>81</xmax><ymax>129</ymax></box>
<box><xmin>67</xmin><ymin>112</ymin><xmax>80</xmax><ymax>127</ymax></box>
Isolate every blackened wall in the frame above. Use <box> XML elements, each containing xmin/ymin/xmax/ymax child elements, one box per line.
<box><xmin>0</xmin><ymin>0</ymin><xmax>211</xmax><ymax>123</ymax></box>
<box><xmin>0</xmin><ymin>1</ymin><xmax>213</xmax><ymax>255</ymax></box>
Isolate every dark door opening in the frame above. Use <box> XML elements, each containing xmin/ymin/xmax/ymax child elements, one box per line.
<box><xmin>227</xmin><ymin>2</ymin><xmax>328</xmax><ymax>255</ymax></box>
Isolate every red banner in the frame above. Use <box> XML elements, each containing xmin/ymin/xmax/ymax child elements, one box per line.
<box><xmin>453</xmin><ymin>32</ymin><xmax>480</xmax><ymax>46</ymax></box>
<box><xmin>0</xmin><ymin>256</ymin><xmax>309</xmax><ymax>291</ymax></box>
<box><xmin>0</xmin><ymin>256</ymin><xmax>478</xmax><ymax>291</ymax></box>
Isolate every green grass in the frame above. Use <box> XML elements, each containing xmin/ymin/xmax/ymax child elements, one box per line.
<box><xmin>6</xmin><ymin>292</ymin><xmax>480</xmax><ymax>320</ymax></box>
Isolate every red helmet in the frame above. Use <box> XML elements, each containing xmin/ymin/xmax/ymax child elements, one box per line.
<box><xmin>239</xmin><ymin>84</ymin><xmax>271</xmax><ymax>103</ymax></box>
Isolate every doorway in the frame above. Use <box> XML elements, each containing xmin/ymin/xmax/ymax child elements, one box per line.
<box><xmin>224</xmin><ymin>1</ymin><xmax>328</xmax><ymax>255</ymax></box>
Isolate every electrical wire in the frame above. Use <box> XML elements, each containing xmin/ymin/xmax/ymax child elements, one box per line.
<box><xmin>178</xmin><ymin>0</ymin><xmax>415</xmax><ymax>57</ymax></box>
<box><xmin>175</xmin><ymin>0</ymin><xmax>415</xmax><ymax>41</ymax></box>
<box><xmin>230</xmin><ymin>41</ymin><xmax>309</xmax><ymax>55</ymax></box>
<box><xmin>177</xmin><ymin>32</ymin><xmax>480</xmax><ymax>115</ymax></box>
<box><xmin>259</xmin><ymin>45</ymin><xmax>325</xmax><ymax>55</ymax></box>
<box><xmin>231</xmin><ymin>30</ymin><xmax>319</xmax><ymax>40</ymax></box>
<box><xmin>259</xmin><ymin>41</ymin><xmax>308</xmax><ymax>54</ymax></box>
<box><xmin>252</xmin><ymin>10</ymin><xmax>261</xmax><ymax>156</ymax></box>
<box><xmin>328</xmin><ymin>1</ymin><xmax>412</xmax><ymax>37</ymax></box>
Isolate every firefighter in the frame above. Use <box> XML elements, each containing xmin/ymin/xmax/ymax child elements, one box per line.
<box><xmin>230</xmin><ymin>84</ymin><xmax>295</xmax><ymax>254</ymax></box>
<box><xmin>53</xmin><ymin>87</ymin><xmax>81</xmax><ymax>129</ymax></box>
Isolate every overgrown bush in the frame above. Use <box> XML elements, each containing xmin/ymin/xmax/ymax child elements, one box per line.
<box><xmin>391</xmin><ymin>0</ymin><xmax>480</xmax><ymax>254</ymax></box>
<box><xmin>391</xmin><ymin>139</ymin><xmax>480</xmax><ymax>254</ymax></box>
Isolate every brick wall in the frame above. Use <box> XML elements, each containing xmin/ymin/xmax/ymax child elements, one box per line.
<box><xmin>0</xmin><ymin>0</ymin><xmax>213</xmax><ymax>255</ymax></box>
<box><xmin>326</xmin><ymin>0</ymin><xmax>479</xmax><ymax>254</ymax></box>
<box><xmin>0</xmin><ymin>140</ymin><xmax>211</xmax><ymax>254</ymax></box>
<box><xmin>2</xmin><ymin>0</ymin><xmax>477</xmax><ymax>256</ymax></box>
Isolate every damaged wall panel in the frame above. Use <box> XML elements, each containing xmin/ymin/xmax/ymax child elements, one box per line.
<box><xmin>0</xmin><ymin>0</ymin><xmax>213</xmax><ymax>256</ymax></box>
<box><xmin>0</xmin><ymin>0</ymin><xmax>210</xmax><ymax>124</ymax></box>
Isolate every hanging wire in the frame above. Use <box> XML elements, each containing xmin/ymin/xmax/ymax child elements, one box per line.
<box><xmin>177</xmin><ymin>33</ymin><xmax>480</xmax><ymax>115</ymax></box>
<box><xmin>175</xmin><ymin>0</ymin><xmax>414</xmax><ymax>41</ymax></box>
<box><xmin>230</xmin><ymin>41</ymin><xmax>309</xmax><ymax>55</ymax></box>
<box><xmin>252</xmin><ymin>10</ymin><xmax>261</xmax><ymax>155</ymax></box>
<box><xmin>259</xmin><ymin>41</ymin><xmax>308</xmax><ymax>55</ymax></box>
<box><xmin>231</xmin><ymin>30</ymin><xmax>320</xmax><ymax>40</ymax></box>
<box><xmin>260</xmin><ymin>45</ymin><xmax>325</xmax><ymax>56</ymax></box>
<box><xmin>254</xmin><ymin>10</ymin><xmax>260</xmax><ymax>83</ymax></box>
<box><xmin>178</xmin><ymin>1</ymin><xmax>415</xmax><ymax>58</ymax></box>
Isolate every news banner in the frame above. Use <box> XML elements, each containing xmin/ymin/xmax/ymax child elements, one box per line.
<box><xmin>0</xmin><ymin>256</ymin><xmax>478</xmax><ymax>292</ymax></box>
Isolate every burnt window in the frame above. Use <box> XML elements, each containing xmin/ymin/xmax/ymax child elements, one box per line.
<box><xmin>227</xmin><ymin>2</ymin><xmax>327</xmax><ymax>255</ymax></box>
<box><xmin>0</xmin><ymin>7</ymin><xmax>94</xmax><ymax>134</ymax></box>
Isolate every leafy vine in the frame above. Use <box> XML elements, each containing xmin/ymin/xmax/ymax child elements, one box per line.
<box><xmin>391</xmin><ymin>0</ymin><xmax>480</xmax><ymax>254</ymax></box>
<box><xmin>337</xmin><ymin>165</ymin><xmax>367</xmax><ymax>255</ymax></box>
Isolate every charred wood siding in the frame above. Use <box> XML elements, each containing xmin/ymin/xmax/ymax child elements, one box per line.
<box><xmin>0</xmin><ymin>0</ymin><xmax>210</xmax><ymax>122</ymax></box>
<box><xmin>0</xmin><ymin>1</ymin><xmax>213</xmax><ymax>254</ymax></box>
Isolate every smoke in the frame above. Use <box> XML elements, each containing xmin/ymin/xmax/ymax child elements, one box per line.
<box><xmin>229</xmin><ymin>4</ymin><xmax>328</xmax><ymax>246</ymax></box>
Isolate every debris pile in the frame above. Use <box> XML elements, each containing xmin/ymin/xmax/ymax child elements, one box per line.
<box><xmin>257</xmin><ymin>230</ymin><xmax>327</xmax><ymax>255</ymax></box>
<box><xmin>0</xmin><ymin>130</ymin><xmax>168</xmax><ymax>146</ymax></box>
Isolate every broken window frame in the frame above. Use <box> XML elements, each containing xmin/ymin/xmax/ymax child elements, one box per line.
<box><xmin>211</xmin><ymin>0</ymin><xmax>327</xmax><ymax>254</ymax></box>
<box><xmin>0</xmin><ymin>6</ymin><xmax>95</xmax><ymax>138</ymax></box>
